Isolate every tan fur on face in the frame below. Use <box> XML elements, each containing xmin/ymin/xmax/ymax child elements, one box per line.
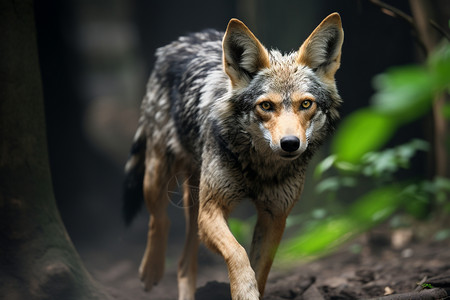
<box><xmin>255</xmin><ymin>92</ymin><xmax>317</xmax><ymax>146</ymax></box>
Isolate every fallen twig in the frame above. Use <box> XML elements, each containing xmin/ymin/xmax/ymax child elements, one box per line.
<box><xmin>367</xmin><ymin>288</ymin><xmax>448</xmax><ymax>300</ymax></box>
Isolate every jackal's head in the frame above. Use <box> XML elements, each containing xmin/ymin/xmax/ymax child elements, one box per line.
<box><xmin>222</xmin><ymin>13</ymin><xmax>343</xmax><ymax>160</ymax></box>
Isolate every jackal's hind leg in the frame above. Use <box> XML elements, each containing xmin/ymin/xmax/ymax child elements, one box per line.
<box><xmin>139</xmin><ymin>156</ymin><xmax>173</xmax><ymax>291</ymax></box>
<box><xmin>177</xmin><ymin>174</ymin><xmax>200</xmax><ymax>300</ymax></box>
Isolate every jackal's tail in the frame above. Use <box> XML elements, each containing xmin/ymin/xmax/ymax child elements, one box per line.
<box><xmin>123</xmin><ymin>126</ymin><xmax>146</xmax><ymax>225</ymax></box>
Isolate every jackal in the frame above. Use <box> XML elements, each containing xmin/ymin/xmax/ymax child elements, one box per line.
<box><xmin>124</xmin><ymin>13</ymin><xmax>344</xmax><ymax>300</ymax></box>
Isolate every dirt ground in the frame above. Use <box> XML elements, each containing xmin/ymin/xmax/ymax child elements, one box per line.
<box><xmin>78</xmin><ymin>221</ymin><xmax>450</xmax><ymax>300</ymax></box>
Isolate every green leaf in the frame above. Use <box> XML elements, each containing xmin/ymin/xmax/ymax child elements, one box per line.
<box><xmin>361</xmin><ymin>149</ymin><xmax>398</xmax><ymax>177</ymax></box>
<box><xmin>312</xmin><ymin>208</ymin><xmax>327</xmax><ymax>219</ymax></box>
<box><xmin>315</xmin><ymin>177</ymin><xmax>341</xmax><ymax>194</ymax></box>
<box><xmin>371</xmin><ymin>65</ymin><xmax>433</xmax><ymax>123</ymax></box>
<box><xmin>428</xmin><ymin>42</ymin><xmax>450</xmax><ymax>90</ymax></box>
<box><xmin>434</xmin><ymin>177</ymin><xmax>450</xmax><ymax>192</ymax></box>
<box><xmin>314</xmin><ymin>155</ymin><xmax>337</xmax><ymax>179</ymax></box>
<box><xmin>369</xmin><ymin>43</ymin><xmax>450</xmax><ymax>124</ymax></box>
<box><xmin>332</xmin><ymin>109</ymin><xmax>397</xmax><ymax>163</ymax></box>
<box><xmin>335</xmin><ymin>161</ymin><xmax>360</xmax><ymax>173</ymax></box>
<box><xmin>278</xmin><ymin>216</ymin><xmax>355</xmax><ymax>261</ymax></box>
<box><xmin>421</xmin><ymin>283</ymin><xmax>435</xmax><ymax>289</ymax></box>
<box><xmin>349</xmin><ymin>185</ymin><xmax>403</xmax><ymax>223</ymax></box>
<box><xmin>278</xmin><ymin>185</ymin><xmax>402</xmax><ymax>262</ymax></box>
<box><xmin>315</xmin><ymin>176</ymin><xmax>357</xmax><ymax>194</ymax></box>
<box><xmin>398</xmin><ymin>139</ymin><xmax>429</xmax><ymax>155</ymax></box>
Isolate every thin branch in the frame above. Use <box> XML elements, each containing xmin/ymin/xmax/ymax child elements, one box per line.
<box><xmin>368</xmin><ymin>0</ymin><xmax>450</xmax><ymax>45</ymax></box>
<box><xmin>429</xmin><ymin>19</ymin><xmax>450</xmax><ymax>42</ymax></box>
<box><xmin>369</xmin><ymin>0</ymin><xmax>414</xmax><ymax>25</ymax></box>
<box><xmin>414</xmin><ymin>276</ymin><xmax>428</xmax><ymax>292</ymax></box>
<box><xmin>368</xmin><ymin>0</ymin><xmax>427</xmax><ymax>55</ymax></box>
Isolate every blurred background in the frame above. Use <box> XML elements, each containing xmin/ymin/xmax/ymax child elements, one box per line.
<box><xmin>33</xmin><ymin>0</ymin><xmax>449</xmax><ymax>296</ymax></box>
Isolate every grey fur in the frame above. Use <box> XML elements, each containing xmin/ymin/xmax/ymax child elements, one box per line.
<box><xmin>123</xmin><ymin>15</ymin><xmax>343</xmax><ymax>300</ymax></box>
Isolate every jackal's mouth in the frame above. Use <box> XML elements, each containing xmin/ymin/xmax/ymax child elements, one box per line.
<box><xmin>279</xmin><ymin>152</ymin><xmax>301</xmax><ymax>160</ymax></box>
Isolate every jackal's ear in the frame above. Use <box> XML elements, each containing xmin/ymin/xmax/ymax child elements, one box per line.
<box><xmin>296</xmin><ymin>13</ymin><xmax>344</xmax><ymax>80</ymax></box>
<box><xmin>223</xmin><ymin>19</ymin><xmax>270</xmax><ymax>88</ymax></box>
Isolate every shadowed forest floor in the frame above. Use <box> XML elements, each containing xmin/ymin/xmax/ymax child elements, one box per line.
<box><xmin>78</xmin><ymin>224</ymin><xmax>450</xmax><ymax>300</ymax></box>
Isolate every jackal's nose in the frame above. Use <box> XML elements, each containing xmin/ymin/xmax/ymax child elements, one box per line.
<box><xmin>280</xmin><ymin>136</ymin><xmax>300</xmax><ymax>152</ymax></box>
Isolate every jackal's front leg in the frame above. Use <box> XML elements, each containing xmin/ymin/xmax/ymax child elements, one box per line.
<box><xmin>198</xmin><ymin>188</ymin><xmax>259</xmax><ymax>300</ymax></box>
<box><xmin>249</xmin><ymin>210</ymin><xmax>287</xmax><ymax>297</ymax></box>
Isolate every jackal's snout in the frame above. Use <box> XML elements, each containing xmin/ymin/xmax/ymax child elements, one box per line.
<box><xmin>280</xmin><ymin>135</ymin><xmax>300</xmax><ymax>152</ymax></box>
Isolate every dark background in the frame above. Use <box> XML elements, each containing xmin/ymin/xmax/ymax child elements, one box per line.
<box><xmin>33</xmin><ymin>0</ymin><xmax>426</xmax><ymax>291</ymax></box>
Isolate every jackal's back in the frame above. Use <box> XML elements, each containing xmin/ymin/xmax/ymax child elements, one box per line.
<box><xmin>140</xmin><ymin>29</ymin><xmax>228</xmax><ymax>162</ymax></box>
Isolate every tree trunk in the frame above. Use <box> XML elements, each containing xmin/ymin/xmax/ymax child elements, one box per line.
<box><xmin>409</xmin><ymin>0</ymin><xmax>450</xmax><ymax>179</ymax></box>
<box><xmin>0</xmin><ymin>0</ymin><xmax>110</xmax><ymax>299</ymax></box>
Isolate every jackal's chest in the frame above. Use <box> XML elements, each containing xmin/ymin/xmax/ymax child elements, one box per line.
<box><xmin>249</xmin><ymin>179</ymin><xmax>305</xmax><ymax>215</ymax></box>
<box><xmin>244</xmin><ymin>166</ymin><xmax>306</xmax><ymax>214</ymax></box>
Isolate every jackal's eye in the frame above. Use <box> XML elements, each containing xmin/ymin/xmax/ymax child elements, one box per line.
<box><xmin>300</xmin><ymin>100</ymin><xmax>312</xmax><ymax>110</ymax></box>
<box><xmin>259</xmin><ymin>101</ymin><xmax>274</xmax><ymax>111</ymax></box>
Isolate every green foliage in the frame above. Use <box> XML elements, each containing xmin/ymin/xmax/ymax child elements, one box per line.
<box><xmin>333</xmin><ymin>42</ymin><xmax>450</xmax><ymax>163</ymax></box>
<box><xmin>402</xmin><ymin>178</ymin><xmax>450</xmax><ymax>219</ymax></box>
<box><xmin>332</xmin><ymin>110</ymin><xmax>396</xmax><ymax>163</ymax></box>
<box><xmin>278</xmin><ymin>185</ymin><xmax>404</xmax><ymax>261</ymax></box>
<box><xmin>276</xmin><ymin>143</ymin><xmax>450</xmax><ymax>262</ymax></box>
<box><xmin>371</xmin><ymin>65</ymin><xmax>434</xmax><ymax>122</ymax></box>
<box><xmin>421</xmin><ymin>283</ymin><xmax>435</xmax><ymax>289</ymax></box>
<box><xmin>317</xmin><ymin>139</ymin><xmax>429</xmax><ymax>181</ymax></box>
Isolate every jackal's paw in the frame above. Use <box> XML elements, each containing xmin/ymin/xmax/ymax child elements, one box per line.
<box><xmin>139</xmin><ymin>258</ymin><xmax>165</xmax><ymax>291</ymax></box>
<box><xmin>177</xmin><ymin>277</ymin><xmax>195</xmax><ymax>300</ymax></box>
<box><xmin>178</xmin><ymin>293</ymin><xmax>195</xmax><ymax>300</ymax></box>
<box><xmin>233</xmin><ymin>287</ymin><xmax>259</xmax><ymax>300</ymax></box>
<box><xmin>231</xmin><ymin>276</ymin><xmax>260</xmax><ymax>300</ymax></box>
